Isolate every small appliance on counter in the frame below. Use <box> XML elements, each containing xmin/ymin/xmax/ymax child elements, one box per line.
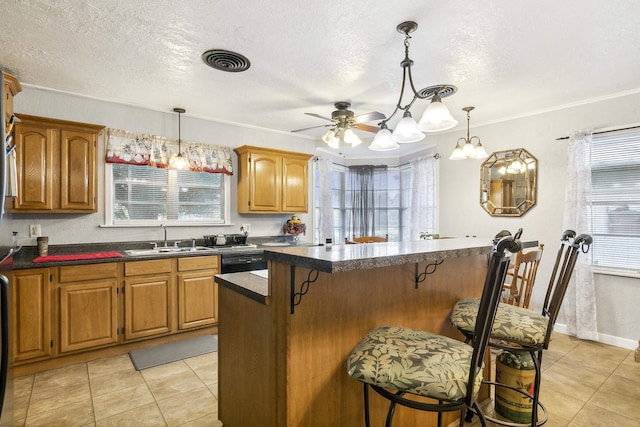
<box><xmin>203</xmin><ymin>233</ymin><xmax>248</xmax><ymax>247</ymax></box>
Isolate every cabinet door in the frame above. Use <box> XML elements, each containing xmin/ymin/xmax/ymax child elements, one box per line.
<box><xmin>249</xmin><ymin>152</ymin><xmax>282</xmax><ymax>212</ymax></box>
<box><xmin>178</xmin><ymin>270</ymin><xmax>218</xmax><ymax>330</ymax></box>
<box><xmin>13</xmin><ymin>124</ymin><xmax>54</xmax><ymax>210</ymax></box>
<box><xmin>60</xmin><ymin>129</ymin><xmax>97</xmax><ymax>211</ymax></box>
<box><xmin>282</xmin><ymin>156</ymin><xmax>309</xmax><ymax>213</ymax></box>
<box><xmin>124</xmin><ymin>274</ymin><xmax>174</xmax><ymax>340</ymax></box>
<box><xmin>11</xmin><ymin>269</ymin><xmax>52</xmax><ymax>362</ymax></box>
<box><xmin>59</xmin><ymin>280</ymin><xmax>118</xmax><ymax>353</ymax></box>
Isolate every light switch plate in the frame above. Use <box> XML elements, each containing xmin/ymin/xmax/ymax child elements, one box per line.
<box><xmin>29</xmin><ymin>224</ymin><xmax>41</xmax><ymax>238</ymax></box>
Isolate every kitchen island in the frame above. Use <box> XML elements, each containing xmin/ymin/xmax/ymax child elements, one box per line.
<box><xmin>215</xmin><ymin>238</ymin><xmax>525</xmax><ymax>426</ymax></box>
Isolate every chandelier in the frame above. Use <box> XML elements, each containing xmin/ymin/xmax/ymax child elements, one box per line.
<box><xmin>448</xmin><ymin>106</ymin><xmax>488</xmax><ymax>160</ymax></box>
<box><xmin>369</xmin><ymin>21</ymin><xmax>458</xmax><ymax>151</ymax></box>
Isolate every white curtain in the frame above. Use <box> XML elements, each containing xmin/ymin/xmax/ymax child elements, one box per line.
<box><xmin>562</xmin><ymin>129</ymin><xmax>598</xmax><ymax>340</ymax></box>
<box><xmin>317</xmin><ymin>157</ymin><xmax>334</xmax><ymax>243</ymax></box>
<box><xmin>408</xmin><ymin>155</ymin><xmax>437</xmax><ymax>241</ymax></box>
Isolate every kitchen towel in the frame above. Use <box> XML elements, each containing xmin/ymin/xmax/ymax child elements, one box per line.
<box><xmin>33</xmin><ymin>251</ymin><xmax>124</xmax><ymax>262</ymax></box>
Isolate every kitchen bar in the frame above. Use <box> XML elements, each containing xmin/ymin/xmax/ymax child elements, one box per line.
<box><xmin>216</xmin><ymin>237</ymin><xmax>535</xmax><ymax>426</ymax></box>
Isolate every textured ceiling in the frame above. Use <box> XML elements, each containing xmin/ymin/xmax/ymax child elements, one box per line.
<box><xmin>2</xmin><ymin>0</ymin><xmax>640</xmax><ymax>157</ymax></box>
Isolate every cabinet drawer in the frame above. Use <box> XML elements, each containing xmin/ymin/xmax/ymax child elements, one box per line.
<box><xmin>125</xmin><ymin>259</ymin><xmax>173</xmax><ymax>276</ymax></box>
<box><xmin>59</xmin><ymin>263</ymin><xmax>118</xmax><ymax>283</ymax></box>
<box><xmin>178</xmin><ymin>256</ymin><xmax>219</xmax><ymax>272</ymax></box>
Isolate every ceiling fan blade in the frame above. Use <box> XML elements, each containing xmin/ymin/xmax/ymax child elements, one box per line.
<box><xmin>304</xmin><ymin>112</ymin><xmax>335</xmax><ymax>122</ymax></box>
<box><xmin>291</xmin><ymin>124</ymin><xmax>333</xmax><ymax>133</ymax></box>
<box><xmin>353</xmin><ymin>123</ymin><xmax>380</xmax><ymax>133</ymax></box>
<box><xmin>354</xmin><ymin>111</ymin><xmax>386</xmax><ymax>123</ymax></box>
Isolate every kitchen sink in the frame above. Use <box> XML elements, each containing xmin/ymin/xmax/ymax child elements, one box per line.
<box><xmin>124</xmin><ymin>246</ymin><xmax>219</xmax><ymax>256</ymax></box>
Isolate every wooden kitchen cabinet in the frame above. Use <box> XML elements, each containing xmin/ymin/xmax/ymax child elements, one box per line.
<box><xmin>177</xmin><ymin>255</ymin><xmax>219</xmax><ymax>330</ymax></box>
<box><xmin>234</xmin><ymin>145</ymin><xmax>313</xmax><ymax>213</ymax></box>
<box><xmin>123</xmin><ymin>259</ymin><xmax>175</xmax><ymax>341</ymax></box>
<box><xmin>12</xmin><ymin>114</ymin><xmax>105</xmax><ymax>213</ymax></box>
<box><xmin>58</xmin><ymin>263</ymin><xmax>119</xmax><ymax>353</ymax></box>
<box><xmin>3</xmin><ymin>71</ymin><xmax>21</xmax><ymax>122</ymax></box>
<box><xmin>11</xmin><ymin>268</ymin><xmax>52</xmax><ymax>362</ymax></box>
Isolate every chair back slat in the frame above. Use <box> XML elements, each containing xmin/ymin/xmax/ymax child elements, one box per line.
<box><xmin>466</xmin><ymin>234</ymin><xmax>522</xmax><ymax>404</ymax></box>
<box><xmin>541</xmin><ymin>231</ymin><xmax>593</xmax><ymax>348</ymax></box>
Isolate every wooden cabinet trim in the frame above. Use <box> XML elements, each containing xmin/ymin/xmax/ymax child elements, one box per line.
<box><xmin>178</xmin><ymin>255</ymin><xmax>219</xmax><ymax>271</ymax></box>
<box><xmin>125</xmin><ymin>259</ymin><xmax>173</xmax><ymax>276</ymax></box>
<box><xmin>59</xmin><ymin>263</ymin><xmax>118</xmax><ymax>283</ymax></box>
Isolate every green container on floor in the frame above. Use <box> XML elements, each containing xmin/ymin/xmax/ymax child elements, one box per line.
<box><xmin>495</xmin><ymin>350</ymin><xmax>536</xmax><ymax>423</ymax></box>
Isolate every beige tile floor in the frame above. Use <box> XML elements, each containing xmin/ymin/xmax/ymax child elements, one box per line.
<box><xmin>13</xmin><ymin>344</ymin><xmax>222</xmax><ymax>426</ymax></box>
<box><xmin>12</xmin><ymin>332</ymin><xmax>640</xmax><ymax>426</ymax></box>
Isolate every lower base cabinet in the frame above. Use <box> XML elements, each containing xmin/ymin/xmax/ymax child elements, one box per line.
<box><xmin>59</xmin><ymin>263</ymin><xmax>119</xmax><ymax>353</ymax></box>
<box><xmin>11</xmin><ymin>268</ymin><xmax>52</xmax><ymax>362</ymax></box>
<box><xmin>178</xmin><ymin>256</ymin><xmax>219</xmax><ymax>330</ymax></box>
<box><xmin>124</xmin><ymin>259</ymin><xmax>174</xmax><ymax>341</ymax></box>
<box><xmin>11</xmin><ymin>255</ymin><xmax>219</xmax><ymax>367</ymax></box>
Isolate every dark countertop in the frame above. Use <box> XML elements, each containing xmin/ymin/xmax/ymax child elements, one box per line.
<box><xmin>11</xmin><ymin>236</ymin><xmax>315</xmax><ymax>269</ymax></box>
<box><xmin>263</xmin><ymin>237</ymin><xmax>538</xmax><ymax>273</ymax></box>
<box><xmin>215</xmin><ymin>271</ymin><xmax>269</xmax><ymax>304</ymax></box>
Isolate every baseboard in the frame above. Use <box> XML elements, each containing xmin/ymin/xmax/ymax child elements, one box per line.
<box><xmin>554</xmin><ymin>323</ymin><xmax>637</xmax><ymax>350</ymax></box>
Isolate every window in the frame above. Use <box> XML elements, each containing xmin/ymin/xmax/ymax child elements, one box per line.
<box><xmin>314</xmin><ymin>163</ymin><xmax>412</xmax><ymax>242</ymax></box>
<box><xmin>590</xmin><ymin>127</ymin><xmax>640</xmax><ymax>271</ymax></box>
<box><xmin>106</xmin><ymin>163</ymin><xmax>230</xmax><ymax>225</ymax></box>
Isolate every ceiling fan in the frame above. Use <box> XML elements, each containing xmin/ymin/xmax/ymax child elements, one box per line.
<box><xmin>291</xmin><ymin>101</ymin><xmax>385</xmax><ymax>148</ymax></box>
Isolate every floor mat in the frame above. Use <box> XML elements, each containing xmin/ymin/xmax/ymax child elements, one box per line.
<box><xmin>129</xmin><ymin>335</ymin><xmax>217</xmax><ymax>370</ymax></box>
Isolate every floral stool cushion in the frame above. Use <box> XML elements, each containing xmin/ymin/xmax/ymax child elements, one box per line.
<box><xmin>346</xmin><ymin>326</ymin><xmax>482</xmax><ymax>402</ymax></box>
<box><xmin>450</xmin><ymin>298</ymin><xmax>549</xmax><ymax>346</ymax></box>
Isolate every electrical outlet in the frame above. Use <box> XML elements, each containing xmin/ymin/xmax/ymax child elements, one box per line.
<box><xmin>241</xmin><ymin>224</ymin><xmax>251</xmax><ymax>233</ymax></box>
<box><xmin>29</xmin><ymin>224</ymin><xmax>41</xmax><ymax>238</ymax></box>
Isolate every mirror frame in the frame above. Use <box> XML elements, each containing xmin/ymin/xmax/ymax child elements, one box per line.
<box><xmin>480</xmin><ymin>148</ymin><xmax>537</xmax><ymax>217</ymax></box>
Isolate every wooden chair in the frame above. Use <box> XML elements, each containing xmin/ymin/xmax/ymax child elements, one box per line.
<box><xmin>450</xmin><ymin>230</ymin><xmax>593</xmax><ymax>426</ymax></box>
<box><xmin>503</xmin><ymin>244</ymin><xmax>544</xmax><ymax>309</ymax></box>
<box><xmin>346</xmin><ymin>233</ymin><xmax>522</xmax><ymax>427</ymax></box>
<box><xmin>345</xmin><ymin>234</ymin><xmax>389</xmax><ymax>244</ymax></box>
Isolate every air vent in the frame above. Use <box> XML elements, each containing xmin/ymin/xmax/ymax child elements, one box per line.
<box><xmin>201</xmin><ymin>49</ymin><xmax>251</xmax><ymax>73</ymax></box>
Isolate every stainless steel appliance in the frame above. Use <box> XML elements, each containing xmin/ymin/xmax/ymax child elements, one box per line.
<box><xmin>203</xmin><ymin>233</ymin><xmax>267</xmax><ymax>273</ymax></box>
<box><xmin>0</xmin><ymin>71</ymin><xmax>13</xmax><ymax>425</ymax></box>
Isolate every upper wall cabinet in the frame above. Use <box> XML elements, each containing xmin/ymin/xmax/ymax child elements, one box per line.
<box><xmin>2</xmin><ymin>71</ymin><xmax>22</xmax><ymax>122</ymax></box>
<box><xmin>12</xmin><ymin>114</ymin><xmax>105</xmax><ymax>213</ymax></box>
<box><xmin>234</xmin><ymin>145</ymin><xmax>313</xmax><ymax>214</ymax></box>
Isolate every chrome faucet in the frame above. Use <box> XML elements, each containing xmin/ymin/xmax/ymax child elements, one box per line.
<box><xmin>160</xmin><ymin>224</ymin><xmax>168</xmax><ymax>247</ymax></box>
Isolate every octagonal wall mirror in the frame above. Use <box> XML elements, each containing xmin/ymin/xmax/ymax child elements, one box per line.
<box><xmin>480</xmin><ymin>148</ymin><xmax>537</xmax><ymax>217</ymax></box>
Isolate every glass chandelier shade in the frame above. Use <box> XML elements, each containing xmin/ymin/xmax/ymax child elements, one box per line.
<box><xmin>368</xmin><ymin>124</ymin><xmax>399</xmax><ymax>151</ymax></box>
<box><xmin>392</xmin><ymin>111</ymin><xmax>426</xmax><ymax>143</ymax></box>
<box><xmin>370</xmin><ymin>21</ymin><xmax>458</xmax><ymax>151</ymax></box>
<box><xmin>417</xmin><ymin>94</ymin><xmax>458</xmax><ymax>132</ymax></box>
<box><xmin>169</xmin><ymin>108</ymin><xmax>190</xmax><ymax>170</ymax></box>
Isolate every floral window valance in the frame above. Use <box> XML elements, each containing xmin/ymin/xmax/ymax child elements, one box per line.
<box><xmin>105</xmin><ymin>128</ymin><xmax>233</xmax><ymax>175</ymax></box>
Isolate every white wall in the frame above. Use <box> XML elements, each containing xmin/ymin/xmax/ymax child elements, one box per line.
<box><xmin>8</xmin><ymin>86</ymin><xmax>316</xmax><ymax>245</ymax></box>
<box><xmin>434</xmin><ymin>92</ymin><xmax>640</xmax><ymax>347</ymax></box>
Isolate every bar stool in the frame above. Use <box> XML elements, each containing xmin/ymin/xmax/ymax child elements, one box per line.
<box><xmin>345</xmin><ymin>234</ymin><xmax>522</xmax><ymax>427</ymax></box>
<box><xmin>449</xmin><ymin>230</ymin><xmax>593</xmax><ymax>426</ymax></box>
<box><xmin>345</xmin><ymin>234</ymin><xmax>389</xmax><ymax>244</ymax></box>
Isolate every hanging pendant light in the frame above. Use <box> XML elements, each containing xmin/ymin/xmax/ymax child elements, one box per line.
<box><xmin>169</xmin><ymin>108</ymin><xmax>190</xmax><ymax>170</ymax></box>
<box><xmin>370</xmin><ymin>21</ymin><xmax>458</xmax><ymax>151</ymax></box>
<box><xmin>449</xmin><ymin>106</ymin><xmax>488</xmax><ymax>160</ymax></box>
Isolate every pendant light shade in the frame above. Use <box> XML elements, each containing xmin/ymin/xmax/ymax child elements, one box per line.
<box><xmin>169</xmin><ymin>108</ymin><xmax>190</xmax><ymax>170</ymax></box>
